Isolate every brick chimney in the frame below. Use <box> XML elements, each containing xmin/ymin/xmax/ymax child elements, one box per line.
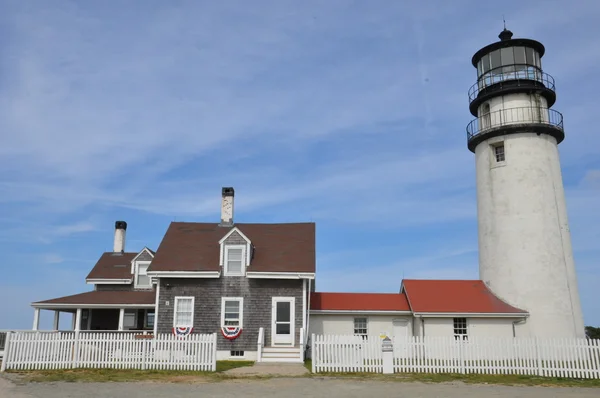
<box><xmin>220</xmin><ymin>187</ymin><xmax>234</xmax><ymax>227</ymax></box>
<box><xmin>113</xmin><ymin>221</ymin><xmax>127</xmax><ymax>252</ymax></box>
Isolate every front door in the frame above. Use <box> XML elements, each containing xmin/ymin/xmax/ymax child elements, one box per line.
<box><xmin>271</xmin><ymin>297</ymin><xmax>295</xmax><ymax>346</ymax></box>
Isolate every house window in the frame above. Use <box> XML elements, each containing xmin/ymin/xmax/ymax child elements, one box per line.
<box><xmin>173</xmin><ymin>297</ymin><xmax>194</xmax><ymax>328</ymax></box>
<box><xmin>135</xmin><ymin>262</ymin><xmax>152</xmax><ymax>288</ymax></box>
<box><xmin>494</xmin><ymin>143</ymin><xmax>505</xmax><ymax>162</ymax></box>
<box><xmin>123</xmin><ymin>310</ymin><xmax>136</xmax><ymax>329</ymax></box>
<box><xmin>225</xmin><ymin>246</ymin><xmax>245</xmax><ymax>276</ymax></box>
<box><xmin>230</xmin><ymin>350</ymin><xmax>244</xmax><ymax>357</ymax></box>
<box><xmin>453</xmin><ymin>317</ymin><xmax>468</xmax><ymax>340</ymax></box>
<box><xmin>354</xmin><ymin>317</ymin><xmax>368</xmax><ymax>338</ymax></box>
<box><xmin>221</xmin><ymin>297</ymin><xmax>243</xmax><ymax>327</ymax></box>
<box><xmin>145</xmin><ymin>310</ymin><xmax>155</xmax><ymax>329</ymax></box>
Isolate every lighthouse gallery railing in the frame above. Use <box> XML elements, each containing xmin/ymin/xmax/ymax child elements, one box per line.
<box><xmin>466</xmin><ymin>106</ymin><xmax>564</xmax><ymax>141</ymax></box>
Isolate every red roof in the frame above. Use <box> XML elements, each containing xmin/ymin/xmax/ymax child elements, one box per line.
<box><xmin>32</xmin><ymin>290</ymin><xmax>156</xmax><ymax>307</ymax></box>
<box><xmin>401</xmin><ymin>279</ymin><xmax>527</xmax><ymax>314</ymax></box>
<box><xmin>310</xmin><ymin>292</ymin><xmax>411</xmax><ymax>312</ymax></box>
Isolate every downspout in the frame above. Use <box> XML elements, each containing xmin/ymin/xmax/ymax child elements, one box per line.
<box><xmin>305</xmin><ymin>278</ymin><xmax>312</xmax><ymax>350</ymax></box>
<box><xmin>512</xmin><ymin>318</ymin><xmax>527</xmax><ymax>337</ymax></box>
<box><xmin>421</xmin><ymin>316</ymin><xmax>425</xmax><ymax>338</ymax></box>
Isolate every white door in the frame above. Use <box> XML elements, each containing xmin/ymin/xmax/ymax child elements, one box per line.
<box><xmin>271</xmin><ymin>297</ymin><xmax>295</xmax><ymax>346</ymax></box>
<box><xmin>393</xmin><ymin>318</ymin><xmax>409</xmax><ymax>359</ymax></box>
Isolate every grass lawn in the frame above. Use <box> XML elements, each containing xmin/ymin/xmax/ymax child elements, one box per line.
<box><xmin>4</xmin><ymin>359</ymin><xmax>600</xmax><ymax>388</ymax></box>
<box><xmin>303</xmin><ymin>359</ymin><xmax>600</xmax><ymax>388</ymax></box>
<box><xmin>5</xmin><ymin>360</ymin><xmax>255</xmax><ymax>383</ymax></box>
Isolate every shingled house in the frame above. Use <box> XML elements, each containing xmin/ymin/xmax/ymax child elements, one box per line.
<box><xmin>31</xmin><ymin>187</ymin><xmax>528</xmax><ymax>363</ymax></box>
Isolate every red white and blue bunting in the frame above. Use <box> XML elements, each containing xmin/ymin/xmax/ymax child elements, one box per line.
<box><xmin>173</xmin><ymin>326</ymin><xmax>193</xmax><ymax>338</ymax></box>
<box><xmin>221</xmin><ymin>326</ymin><xmax>242</xmax><ymax>340</ymax></box>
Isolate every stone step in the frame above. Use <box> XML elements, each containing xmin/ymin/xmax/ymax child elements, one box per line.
<box><xmin>262</xmin><ymin>346</ymin><xmax>300</xmax><ymax>353</ymax></box>
<box><xmin>261</xmin><ymin>352</ymin><xmax>301</xmax><ymax>358</ymax></box>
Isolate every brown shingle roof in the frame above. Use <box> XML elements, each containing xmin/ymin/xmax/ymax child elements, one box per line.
<box><xmin>401</xmin><ymin>279</ymin><xmax>527</xmax><ymax>314</ymax></box>
<box><xmin>150</xmin><ymin>222</ymin><xmax>316</xmax><ymax>273</ymax></box>
<box><xmin>311</xmin><ymin>292</ymin><xmax>411</xmax><ymax>312</ymax></box>
<box><xmin>32</xmin><ymin>290</ymin><xmax>155</xmax><ymax>307</ymax></box>
<box><xmin>86</xmin><ymin>252</ymin><xmax>137</xmax><ymax>280</ymax></box>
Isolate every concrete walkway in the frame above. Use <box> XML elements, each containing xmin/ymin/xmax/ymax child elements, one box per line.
<box><xmin>223</xmin><ymin>362</ymin><xmax>309</xmax><ymax>377</ymax></box>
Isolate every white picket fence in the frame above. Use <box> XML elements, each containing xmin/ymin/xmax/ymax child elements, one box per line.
<box><xmin>1</xmin><ymin>331</ymin><xmax>217</xmax><ymax>371</ymax></box>
<box><xmin>311</xmin><ymin>334</ymin><xmax>600</xmax><ymax>379</ymax></box>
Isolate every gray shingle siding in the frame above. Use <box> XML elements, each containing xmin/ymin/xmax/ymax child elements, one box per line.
<box><xmin>157</xmin><ymin>277</ymin><xmax>303</xmax><ymax>351</ymax></box>
<box><xmin>223</xmin><ymin>231</ymin><xmax>247</xmax><ymax>245</ymax></box>
<box><xmin>136</xmin><ymin>250</ymin><xmax>154</xmax><ymax>262</ymax></box>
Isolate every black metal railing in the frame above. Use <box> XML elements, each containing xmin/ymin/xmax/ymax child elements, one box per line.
<box><xmin>466</xmin><ymin>106</ymin><xmax>563</xmax><ymax>140</ymax></box>
<box><xmin>469</xmin><ymin>65</ymin><xmax>555</xmax><ymax>102</ymax></box>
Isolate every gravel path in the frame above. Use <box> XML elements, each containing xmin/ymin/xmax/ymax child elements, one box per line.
<box><xmin>1</xmin><ymin>376</ymin><xmax>598</xmax><ymax>398</ymax></box>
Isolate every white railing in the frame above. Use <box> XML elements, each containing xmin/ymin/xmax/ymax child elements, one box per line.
<box><xmin>1</xmin><ymin>331</ymin><xmax>217</xmax><ymax>372</ymax></box>
<box><xmin>312</xmin><ymin>334</ymin><xmax>600</xmax><ymax>379</ymax></box>
<box><xmin>257</xmin><ymin>327</ymin><xmax>264</xmax><ymax>362</ymax></box>
<box><xmin>299</xmin><ymin>328</ymin><xmax>305</xmax><ymax>362</ymax></box>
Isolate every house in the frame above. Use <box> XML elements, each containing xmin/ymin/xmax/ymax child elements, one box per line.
<box><xmin>31</xmin><ymin>187</ymin><xmax>528</xmax><ymax>363</ymax></box>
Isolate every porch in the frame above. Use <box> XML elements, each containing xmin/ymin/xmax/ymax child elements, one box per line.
<box><xmin>30</xmin><ymin>290</ymin><xmax>156</xmax><ymax>332</ymax></box>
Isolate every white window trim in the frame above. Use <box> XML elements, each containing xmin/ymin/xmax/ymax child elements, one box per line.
<box><xmin>224</xmin><ymin>245</ymin><xmax>246</xmax><ymax>276</ymax></box>
<box><xmin>221</xmin><ymin>297</ymin><xmax>244</xmax><ymax>328</ymax></box>
<box><xmin>218</xmin><ymin>228</ymin><xmax>252</xmax><ymax>266</ymax></box>
<box><xmin>173</xmin><ymin>296</ymin><xmax>195</xmax><ymax>328</ymax></box>
<box><xmin>130</xmin><ymin>247</ymin><xmax>155</xmax><ymax>273</ymax></box>
<box><xmin>134</xmin><ymin>261</ymin><xmax>153</xmax><ymax>288</ymax></box>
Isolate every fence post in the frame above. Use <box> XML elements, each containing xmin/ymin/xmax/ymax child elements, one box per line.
<box><xmin>382</xmin><ymin>337</ymin><xmax>393</xmax><ymax>374</ymax></box>
<box><xmin>459</xmin><ymin>338</ymin><xmax>465</xmax><ymax>374</ymax></box>
<box><xmin>142</xmin><ymin>337</ymin><xmax>148</xmax><ymax>370</ymax></box>
<box><xmin>212</xmin><ymin>333</ymin><xmax>217</xmax><ymax>372</ymax></box>
<box><xmin>311</xmin><ymin>334</ymin><xmax>316</xmax><ymax>373</ymax></box>
<box><xmin>73</xmin><ymin>331</ymin><xmax>80</xmax><ymax>368</ymax></box>
<box><xmin>0</xmin><ymin>332</ymin><xmax>12</xmax><ymax>372</ymax></box>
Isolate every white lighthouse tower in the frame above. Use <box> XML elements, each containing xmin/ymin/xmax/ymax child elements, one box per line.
<box><xmin>467</xmin><ymin>28</ymin><xmax>585</xmax><ymax>338</ymax></box>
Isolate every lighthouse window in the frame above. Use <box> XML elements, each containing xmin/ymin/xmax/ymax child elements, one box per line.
<box><xmin>514</xmin><ymin>46</ymin><xmax>526</xmax><ymax>65</ymax></box>
<box><xmin>490</xmin><ymin>50</ymin><xmax>501</xmax><ymax>74</ymax></box>
<box><xmin>525</xmin><ymin>47</ymin><xmax>539</xmax><ymax>68</ymax></box>
<box><xmin>494</xmin><ymin>143</ymin><xmax>505</xmax><ymax>162</ymax></box>
<box><xmin>501</xmin><ymin>47</ymin><xmax>515</xmax><ymax>73</ymax></box>
<box><xmin>481</xmin><ymin>54</ymin><xmax>490</xmax><ymax>73</ymax></box>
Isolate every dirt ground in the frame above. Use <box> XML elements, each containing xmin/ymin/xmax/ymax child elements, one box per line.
<box><xmin>1</xmin><ymin>375</ymin><xmax>599</xmax><ymax>398</ymax></box>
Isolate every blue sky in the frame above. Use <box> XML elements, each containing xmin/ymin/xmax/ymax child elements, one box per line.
<box><xmin>1</xmin><ymin>0</ymin><xmax>599</xmax><ymax>330</ymax></box>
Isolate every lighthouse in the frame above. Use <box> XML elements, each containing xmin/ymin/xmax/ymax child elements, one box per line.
<box><xmin>466</xmin><ymin>28</ymin><xmax>585</xmax><ymax>338</ymax></box>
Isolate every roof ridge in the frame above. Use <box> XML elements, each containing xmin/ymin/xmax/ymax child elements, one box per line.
<box><xmin>169</xmin><ymin>221</ymin><xmax>315</xmax><ymax>226</ymax></box>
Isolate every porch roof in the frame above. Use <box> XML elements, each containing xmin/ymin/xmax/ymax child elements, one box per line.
<box><xmin>32</xmin><ymin>290</ymin><xmax>156</xmax><ymax>309</ymax></box>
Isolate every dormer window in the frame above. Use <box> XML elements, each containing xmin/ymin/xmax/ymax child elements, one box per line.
<box><xmin>219</xmin><ymin>227</ymin><xmax>252</xmax><ymax>277</ymax></box>
<box><xmin>135</xmin><ymin>261</ymin><xmax>152</xmax><ymax>288</ymax></box>
<box><xmin>225</xmin><ymin>245</ymin><xmax>245</xmax><ymax>276</ymax></box>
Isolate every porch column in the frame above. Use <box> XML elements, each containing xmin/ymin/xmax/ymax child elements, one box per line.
<box><xmin>75</xmin><ymin>308</ymin><xmax>82</xmax><ymax>332</ymax></box>
<box><xmin>118</xmin><ymin>308</ymin><xmax>125</xmax><ymax>331</ymax></box>
<box><xmin>32</xmin><ymin>308</ymin><xmax>40</xmax><ymax>330</ymax></box>
<box><xmin>53</xmin><ymin>311</ymin><xmax>60</xmax><ymax>330</ymax></box>
<box><xmin>71</xmin><ymin>312</ymin><xmax>76</xmax><ymax>330</ymax></box>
